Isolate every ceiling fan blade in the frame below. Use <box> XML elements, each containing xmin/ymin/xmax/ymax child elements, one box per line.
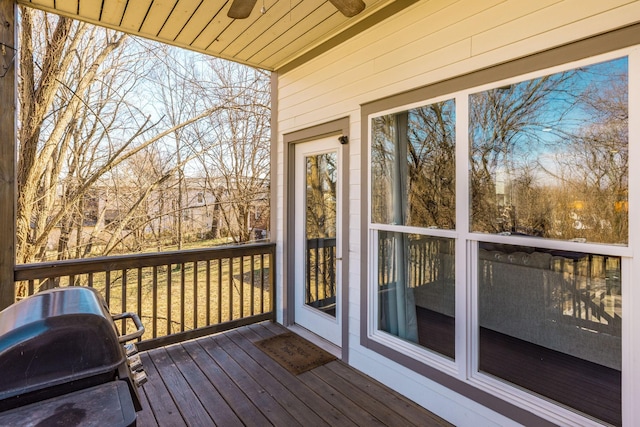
<box><xmin>328</xmin><ymin>0</ymin><xmax>366</xmax><ymax>17</ymax></box>
<box><xmin>228</xmin><ymin>0</ymin><xmax>257</xmax><ymax>19</ymax></box>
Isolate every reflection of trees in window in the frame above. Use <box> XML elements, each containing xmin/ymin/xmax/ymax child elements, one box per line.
<box><xmin>305</xmin><ymin>153</ymin><xmax>337</xmax><ymax>239</ymax></box>
<box><xmin>371</xmin><ymin>100</ymin><xmax>455</xmax><ymax>229</ymax></box>
<box><xmin>407</xmin><ymin>103</ymin><xmax>456</xmax><ymax>228</ymax></box>
<box><xmin>305</xmin><ymin>152</ymin><xmax>338</xmax><ymax>310</ymax></box>
<box><xmin>469</xmin><ymin>72</ymin><xmax>577</xmax><ymax>236</ymax></box>
<box><xmin>371</xmin><ymin>115</ymin><xmax>395</xmax><ymax>224</ymax></box>
<box><xmin>469</xmin><ymin>57</ymin><xmax>628</xmax><ymax>244</ymax></box>
<box><xmin>552</xmin><ymin>69</ymin><xmax>628</xmax><ymax>243</ymax></box>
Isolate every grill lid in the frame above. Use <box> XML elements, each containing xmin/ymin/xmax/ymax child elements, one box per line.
<box><xmin>0</xmin><ymin>287</ymin><xmax>125</xmax><ymax>401</ymax></box>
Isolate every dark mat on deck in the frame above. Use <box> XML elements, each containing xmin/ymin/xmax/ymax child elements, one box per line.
<box><xmin>254</xmin><ymin>332</ymin><xmax>336</xmax><ymax>375</ymax></box>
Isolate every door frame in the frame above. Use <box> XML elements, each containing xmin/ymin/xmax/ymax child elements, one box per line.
<box><xmin>284</xmin><ymin>117</ymin><xmax>350</xmax><ymax>360</ymax></box>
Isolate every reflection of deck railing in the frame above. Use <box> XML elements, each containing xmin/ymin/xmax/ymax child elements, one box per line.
<box><xmin>377</xmin><ymin>234</ymin><xmax>621</xmax><ymax>336</ymax></box>
<box><xmin>478</xmin><ymin>245</ymin><xmax>622</xmax><ymax>338</ymax></box>
<box><xmin>377</xmin><ymin>233</ymin><xmax>454</xmax><ymax>289</ymax></box>
<box><xmin>306</xmin><ymin>237</ymin><xmax>336</xmax><ymax>308</ymax></box>
<box><xmin>14</xmin><ymin>242</ymin><xmax>275</xmax><ymax>350</ymax></box>
<box><xmin>550</xmin><ymin>254</ymin><xmax>622</xmax><ymax>334</ymax></box>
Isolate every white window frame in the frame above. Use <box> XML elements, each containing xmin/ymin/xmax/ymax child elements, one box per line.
<box><xmin>367</xmin><ymin>46</ymin><xmax>639</xmax><ymax>427</ymax></box>
<box><xmin>367</xmin><ymin>93</ymin><xmax>461</xmax><ymax>376</ymax></box>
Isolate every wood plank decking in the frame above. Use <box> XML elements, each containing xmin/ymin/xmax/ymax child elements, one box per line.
<box><xmin>136</xmin><ymin>321</ymin><xmax>451</xmax><ymax>427</ymax></box>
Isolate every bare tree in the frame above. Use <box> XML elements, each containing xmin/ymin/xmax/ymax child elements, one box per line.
<box><xmin>406</xmin><ymin>102</ymin><xmax>456</xmax><ymax>229</ymax></box>
<box><xmin>551</xmin><ymin>68</ymin><xmax>628</xmax><ymax>243</ymax></box>
<box><xmin>469</xmin><ymin>58</ymin><xmax>628</xmax><ymax>244</ymax></box>
<box><xmin>16</xmin><ymin>10</ymin><xmax>235</xmax><ymax>264</ymax></box>
<box><xmin>370</xmin><ymin>101</ymin><xmax>455</xmax><ymax>229</ymax></box>
<box><xmin>192</xmin><ymin>60</ymin><xmax>271</xmax><ymax>243</ymax></box>
<box><xmin>18</xmin><ymin>10</ymin><xmax>130</xmax><ymax>263</ymax></box>
<box><xmin>149</xmin><ymin>46</ymin><xmax>209</xmax><ymax>249</ymax></box>
<box><xmin>469</xmin><ymin>72</ymin><xmax>578</xmax><ymax>235</ymax></box>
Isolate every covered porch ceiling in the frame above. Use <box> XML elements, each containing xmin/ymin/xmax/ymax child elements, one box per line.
<box><xmin>18</xmin><ymin>0</ymin><xmax>417</xmax><ymax>72</ymax></box>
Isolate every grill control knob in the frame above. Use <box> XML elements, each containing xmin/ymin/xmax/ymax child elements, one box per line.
<box><xmin>124</xmin><ymin>343</ymin><xmax>138</xmax><ymax>357</ymax></box>
<box><xmin>133</xmin><ymin>370</ymin><xmax>148</xmax><ymax>387</ymax></box>
<box><xmin>127</xmin><ymin>354</ymin><xmax>143</xmax><ymax>372</ymax></box>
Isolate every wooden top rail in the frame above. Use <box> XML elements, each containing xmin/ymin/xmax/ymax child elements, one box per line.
<box><xmin>14</xmin><ymin>242</ymin><xmax>276</xmax><ymax>281</ymax></box>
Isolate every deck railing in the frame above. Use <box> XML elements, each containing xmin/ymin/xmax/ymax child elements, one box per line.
<box><xmin>306</xmin><ymin>237</ymin><xmax>336</xmax><ymax>306</ymax></box>
<box><xmin>14</xmin><ymin>242</ymin><xmax>275</xmax><ymax>350</ymax></box>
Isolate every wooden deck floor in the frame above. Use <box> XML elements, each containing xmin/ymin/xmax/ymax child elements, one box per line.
<box><xmin>135</xmin><ymin>321</ymin><xmax>451</xmax><ymax>427</ymax></box>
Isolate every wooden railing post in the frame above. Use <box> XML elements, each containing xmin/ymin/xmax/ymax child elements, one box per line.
<box><xmin>0</xmin><ymin>0</ymin><xmax>16</xmax><ymax>310</ymax></box>
<box><xmin>270</xmin><ymin>244</ymin><xmax>276</xmax><ymax>321</ymax></box>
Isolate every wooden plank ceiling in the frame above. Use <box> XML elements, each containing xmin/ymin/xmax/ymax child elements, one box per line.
<box><xmin>17</xmin><ymin>0</ymin><xmax>412</xmax><ymax>71</ymax></box>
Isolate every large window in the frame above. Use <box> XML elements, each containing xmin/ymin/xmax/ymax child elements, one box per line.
<box><xmin>368</xmin><ymin>54</ymin><xmax>629</xmax><ymax>426</ymax></box>
<box><xmin>371</xmin><ymin>100</ymin><xmax>456</xmax><ymax>360</ymax></box>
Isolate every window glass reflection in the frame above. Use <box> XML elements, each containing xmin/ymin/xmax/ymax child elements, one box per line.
<box><xmin>469</xmin><ymin>57</ymin><xmax>628</xmax><ymax>244</ymax></box>
<box><xmin>305</xmin><ymin>152</ymin><xmax>337</xmax><ymax>316</ymax></box>
<box><xmin>378</xmin><ymin>233</ymin><xmax>455</xmax><ymax>359</ymax></box>
<box><xmin>478</xmin><ymin>242</ymin><xmax>621</xmax><ymax>425</ymax></box>
<box><xmin>371</xmin><ymin>100</ymin><xmax>456</xmax><ymax>229</ymax></box>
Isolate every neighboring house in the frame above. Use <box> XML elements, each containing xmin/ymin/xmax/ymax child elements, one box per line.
<box><xmin>46</xmin><ymin>177</ymin><xmax>269</xmax><ymax>254</ymax></box>
<box><xmin>2</xmin><ymin>1</ymin><xmax>640</xmax><ymax>426</ymax></box>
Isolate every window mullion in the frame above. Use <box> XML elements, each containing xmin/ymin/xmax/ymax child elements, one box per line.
<box><xmin>456</xmin><ymin>91</ymin><xmax>470</xmax><ymax>379</ymax></box>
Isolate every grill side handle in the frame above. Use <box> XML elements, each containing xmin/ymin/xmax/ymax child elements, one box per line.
<box><xmin>112</xmin><ymin>312</ymin><xmax>145</xmax><ymax>343</ymax></box>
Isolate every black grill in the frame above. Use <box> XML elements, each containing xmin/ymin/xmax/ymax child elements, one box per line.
<box><xmin>0</xmin><ymin>287</ymin><xmax>147</xmax><ymax>426</ymax></box>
